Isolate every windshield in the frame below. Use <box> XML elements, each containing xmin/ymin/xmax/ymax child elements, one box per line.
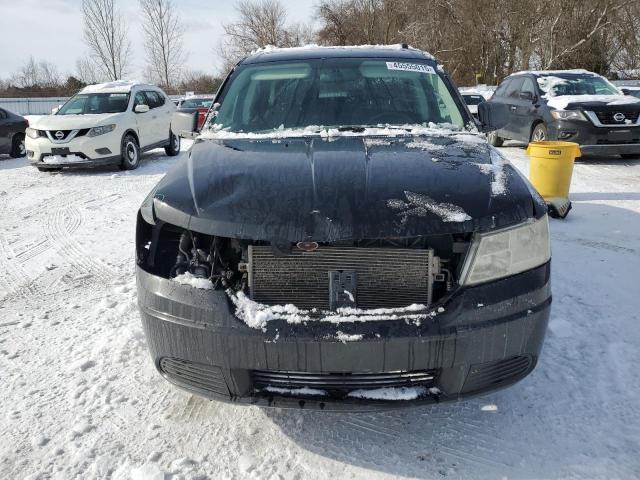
<box><xmin>213</xmin><ymin>58</ymin><xmax>465</xmax><ymax>133</ymax></box>
<box><xmin>58</xmin><ymin>92</ymin><xmax>130</xmax><ymax>115</ymax></box>
<box><xmin>181</xmin><ymin>98</ymin><xmax>213</xmax><ymax>108</ymax></box>
<box><xmin>462</xmin><ymin>94</ymin><xmax>484</xmax><ymax>105</ymax></box>
<box><xmin>538</xmin><ymin>75</ymin><xmax>620</xmax><ymax>97</ymax></box>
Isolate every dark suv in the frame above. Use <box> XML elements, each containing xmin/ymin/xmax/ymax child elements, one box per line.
<box><xmin>137</xmin><ymin>46</ymin><xmax>551</xmax><ymax>410</ymax></box>
<box><xmin>484</xmin><ymin>70</ymin><xmax>640</xmax><ymax>158</ymax></box>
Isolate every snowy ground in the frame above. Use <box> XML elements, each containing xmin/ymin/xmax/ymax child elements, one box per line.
<box><xmin>1</xmin><ymin>141</ymin><xmax>639</xmax><ymax>480</ymax></box>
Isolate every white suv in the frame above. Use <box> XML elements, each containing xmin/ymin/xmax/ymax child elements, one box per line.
<box><xmin>26</xmin><ymin>81</ymin><xmax>180</xmax><ymax>171</ymax></box>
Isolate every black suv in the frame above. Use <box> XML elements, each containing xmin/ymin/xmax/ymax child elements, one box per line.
<box><xmin>137</xmin><ymin>46</ymin><xmax>552</xmax><ymax>410</ymax></box>
<box><xmin>483</xmin><ymin>70</ymin><xmax>640</xmax><ymax>158</ymax></box>
<box><xmin>0</xmin><ymin>107</ymin><xmax>27</xmax><ymax>158</ymax></box>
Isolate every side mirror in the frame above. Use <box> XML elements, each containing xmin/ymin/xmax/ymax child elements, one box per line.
<box><xmin>51</xmin><ymin>107</ymin><xmax>59</xmax><ymax>115</ymax></box>
<box><xmin>172</xmin><ymin>111</ymin><xmax>198</xmax><ymax>139</ymax></box>
<box><xmin>477</xmin><ymin>101</ymin><xmax>495</xmax><ymax>132</ymax></box>
<box><xmin>520</xmin><ymin>91</ymin><xmax>535</xmax><ymax>102</ymax></box>
<box><xmin>135</xmin><ymin>104</ymin><xmax>150</xmax><ymax>114</ymax></box>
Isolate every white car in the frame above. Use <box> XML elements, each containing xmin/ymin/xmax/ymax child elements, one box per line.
<box><xmin>25</xmin><ymin>81</ymin><xmax>180</xmax><ymax>171</ymax></box>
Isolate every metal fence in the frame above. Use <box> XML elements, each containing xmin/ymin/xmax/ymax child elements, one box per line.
<box><xmin>0</xmin><ymin>95</ymin><xmax>187</xmax><ymax>116</ymax></box>
<box><xmin>0</xmin><ymin>97</ymin><xmax>70</xmax><ymax>115</ymax></box>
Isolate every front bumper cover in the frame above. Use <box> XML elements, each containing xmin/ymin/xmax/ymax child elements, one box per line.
<box><xmin>549</xmin><ymin>120</ymin><xmax>640</xmax><ymax>155</ymax></box>
<box><xmin>137</xmin><ymin>262</ymin><xmax>551</xmax><ymax>410</ymax></box>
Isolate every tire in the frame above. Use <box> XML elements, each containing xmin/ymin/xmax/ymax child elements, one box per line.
<box><xmin>10</xmin><ymin>134</ymin><xmax>25</xmax><ymax>158</ymax></box>
<box><xmin>487</xmin><ymin>131</ymin><xmax>504</xmax><ymax>147</ymax></box>
<box><xmin>531</xmin><ymin>123</ymin><xmax>548</xmax><ymax>142</ymax></box>
<box><xmin>620</xmin><ymin>154</ymin><xmax>638</xmax><ymax>159</ymax></box>
<box><xmin>164</xmin><ymin>131</ymin><xmax>180</xmax><ymax>156</ymax></box>
<box><xmin>119</xmin><ymin>134</ymin><xmax>141</xmax><ymax>170</ymax></box>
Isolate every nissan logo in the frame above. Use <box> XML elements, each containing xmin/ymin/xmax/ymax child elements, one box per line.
<box><xmin>54</xmin><ymin>130</ymin><xmax>65</xmax><ymax>140</ymax></box>
<box><xmin>613</xmin><ymin>112</ymin><xmax>626</xmax><ymax>123</ymax></box>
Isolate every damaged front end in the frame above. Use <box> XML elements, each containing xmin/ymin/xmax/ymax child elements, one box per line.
<box><xmin>135</xmin><ymin>135</ymin><xmax>551</xmax><ymax>409</ymax></box>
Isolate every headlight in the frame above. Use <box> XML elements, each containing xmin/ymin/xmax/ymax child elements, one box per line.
<box><xmin>460</xmin><ymin>215</ymin><xmax>550</xmax><ymax>286</ymax></box>
<box><xmin>88</xmin><ymin>124</ymin><xmax>116</xmax><ymax>137</ymax></box>
<box><xmin>550</xmin><ymin>110</ymin><xmax>586</xmax><ymax>121</ymax></box>
<box><xmin>26</xmin><ymin>128</ymin><xmax>40</xmax><ymax>139</ymax></box>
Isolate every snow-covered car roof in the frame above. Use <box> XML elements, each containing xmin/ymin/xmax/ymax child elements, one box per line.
<box><xmin>80</xmin><ymin>80</ymin><xmax>160</xmax><ymax>94</ymax></box>
<box><xmin>242</xmin><ymin>44</ymin><xmax>436</xmax><ymax>64</ymax></box>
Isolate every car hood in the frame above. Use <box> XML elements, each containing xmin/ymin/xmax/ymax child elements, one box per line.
<box><xmin>31</xmin><ymin>112</ymin><xmax>125</xmax><ymax>130</ymax></box>
<box><xmin>547</xmin><ymin>94</ymin><xmax>640</xmax><ymax>110</ymax></box>
<box><xmin>149</xmin><ymin>134</ymin><xmax>545</xmax><ymax>242</ymax></box>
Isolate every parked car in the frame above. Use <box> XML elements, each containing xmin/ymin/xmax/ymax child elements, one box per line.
<box><xmin>176</xmin><ymin>95</ymin><xmax>215</xmax><ymax>130</ymax></box>
<box><xmin>25</xmin><ymin>81</ymin><xmax>180</xmax><ymax>171</ymax></box>
<box><xmin>137</xmin><ymin>45</ymin><xmax>551</xmax><ymax>410</ymax></box>
<box><xmin>0</xmin><ymin>107</ymin><xmax>28</xmax><ymax>158</ymax></box>
<box><xmin>483</xmin><ymin>69</ymin><xmax>640</xmax><ymax>158</ymax></box>
<box><xmin>620</xmin><ymin>86</ymin><xmax>640</xmax><ymax>99</ymax></box>
<box><xmin>459</xmin><ymin>91</ymin><xmax>486</xmax><ymax>118</ymax></box>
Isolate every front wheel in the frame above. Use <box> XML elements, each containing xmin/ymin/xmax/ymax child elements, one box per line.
<box><xmin>164</xmin><ymin>131</ymin><xmax>180</xmax><ymax>156</ymax></box>
<box><xmin>531</xmin><ymin>123</ymin><xmax>548</xmax><ymax>142</ymax></box>
<box><xmin>119</xmin><ymin>134</ymin><xmax>141</xmax><ymax>170</ymax></box>
<box><xmin>487</xmin><ymin>131</ymin><xmax>504</xmax><ymax>147</ymax></box>
<box><xmin>10</xmin><ymin>134</ymin><xmax>25</xmax><ymax>158</ymax></box>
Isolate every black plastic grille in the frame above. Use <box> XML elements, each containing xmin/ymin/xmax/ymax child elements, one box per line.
<box><xmin>46</xmin><ymin>130</ymin><xmax>73</xmax><ymax>140</ymax></box>
<box><xmin>253</xmin><ymin>369</ymin><xmax>438</xmax><ymax>395</ymax></box>
<box><xmin>593</xmin><ymin>110</ymin><xmax>640</xmax><ymax>124</ymax></box>
<box><xmin>462</xmin><ymin>355</ymin><xmax>532</xmax><ymax>393</ymax></box>
<box><xmin>159</xmin><ymin>357</ymin><xmax>230</xmax><ymax>397</ymax></box>
<box><xmin>249</xmin><ymin>246</ymin><xmax>433</xmax><ymax>309</ymax></box>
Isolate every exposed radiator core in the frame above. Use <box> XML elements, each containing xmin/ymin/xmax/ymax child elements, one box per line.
<box><xmin>248</xmin><ymin>245</ymin><xmax>434</xmax><ymax>310</ymax></box>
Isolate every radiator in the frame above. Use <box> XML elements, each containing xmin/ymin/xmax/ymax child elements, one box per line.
<box><xmin>248</xmin><ymin>245</ymin><xmax>434</xmax><ymax>310</ymax></box>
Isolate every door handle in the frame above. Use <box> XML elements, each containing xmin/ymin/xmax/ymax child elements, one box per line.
<box><xmin>510</xmin><ymin>106</ymin><xmax>517</xmax><ymax>111</ymax></box>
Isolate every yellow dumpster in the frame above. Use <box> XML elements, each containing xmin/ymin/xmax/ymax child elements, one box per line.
<box><xmin>526</xmin><ymin>141</ymin><xmax>581</xmax><ymax>218</ymax></box>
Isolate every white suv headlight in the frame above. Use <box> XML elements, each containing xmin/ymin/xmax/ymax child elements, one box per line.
<box><xmin>88</xmin><ymin>124</ymin><xmax>116</xmax><ymax>137</ymax></box>
<box><xmin>26</xmin><ymin>127</ymin><xmax>40</xmax><ymax>139</ymax></box>
<box><xmin>460</xmin><ymin>215</ymin><xmax>550</xmax><ymax>286</ymax></box>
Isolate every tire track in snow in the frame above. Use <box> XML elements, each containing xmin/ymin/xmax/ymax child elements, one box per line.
<box><xmin>44</xmin><ymin>205</ymin><xmax>116</xmax><ymax>284</ymax></box>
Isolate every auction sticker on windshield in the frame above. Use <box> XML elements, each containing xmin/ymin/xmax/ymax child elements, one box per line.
<box><xmin>386</xmin><ymin>62</ymin><xmax>435</xmax><ymax>74</ymax></box>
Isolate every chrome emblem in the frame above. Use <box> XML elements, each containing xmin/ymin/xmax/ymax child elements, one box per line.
<box><xmin>613</xmin><ymin>112</ymin><xmax>626</xmax><ymax>123</ymax></box>
<box><xmin>296</xmin><ymin>241</ymin><xmax>319</xmax><ymax>252</ymax></box>
<box><xmin>54</xmin><ymin>130</ymin><xmax>65</xmax><ymax>140</ymax></box>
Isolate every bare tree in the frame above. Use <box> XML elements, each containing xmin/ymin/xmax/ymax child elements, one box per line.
<box><xmin>139</xmin><ymin>0</ymin><xmax>186</xmax><ymax>88</ymax></box>
<box><xmin>9</xmin><ymin>57</ymin><xmax>62</xmax><ymax>89</ymax></box>
<box><xmin>82</xmin><ymin>0</ymin><xmax>131</xmax><ymax>80</ymax></box>
<box><xmin>76</xmin><ymin>57</ymin><xmax>103</xmax><ymax>85</ymax></box>
<box><xmin>219</xmin><ymin>0</ymin><xmax>315</xmax><ymax>73</ymax></box>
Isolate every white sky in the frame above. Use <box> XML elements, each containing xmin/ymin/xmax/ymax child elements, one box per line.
<box><xmin>0</xmin><ymin>0</ymin><xmax>318</xmax><ymax>79</ymax></box>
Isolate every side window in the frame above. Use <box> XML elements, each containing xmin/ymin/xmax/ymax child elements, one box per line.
<box><xmin>145</xmin><ymin>91</ymin><xmax>164</xmax><ymax>109</ymax></box>
<box><xmin>133</xmin><ymin>91</ymin><xmax>149</xmax><ymax>110</ymax></box>
<box><xmin>505</xmin><ymin>78</ymin><xmax>524</xmax><ymax>98</ymax></box>
<box><xmin>0</xmin><ymin>109</ymin><xmax>6</xmax><ymax>119</ymax></box>
<box><xmin>521</xmin><ymin>78</ymin><xmax>536</xmax><ymax>97</ymax></box>
<box><xmin>494</xmin><ymin>79</ymin><xmax>511</xmax><ymax>98</ymax></box>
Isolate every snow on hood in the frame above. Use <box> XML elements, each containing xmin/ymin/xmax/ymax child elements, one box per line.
<box><xmin>250</xmin><ymin>43</ymin><xmax>435</xmax><ymax>60</ymax></box>
<box><xmin>386</xmin><ymin>191</ymin><xmax>472</xmax><ymax>223</ymax></box>
<box><xmin>547</xmin><ymin>95</ymin><xmax>640</xmax><ymax>110</ymax></box>
<box><xmin>227</xmin><ymin>290</ymin><xmax>440</xmax><ymax>330</ymax></box>
<box><xmin>199</xmin><ymin>123</ymin><xmax>480</xmax><ymax>141</ymax></box>
<box><xmin>30</xmin><ymin>112</ymin><xmax>125</xmax><ymax>129</ymax></box>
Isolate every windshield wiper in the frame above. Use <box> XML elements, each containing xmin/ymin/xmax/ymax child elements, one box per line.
<box><xmin>337</xmin><ymin>126</ymin><xmax>366</xmax><ymax>132</ymax></box>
